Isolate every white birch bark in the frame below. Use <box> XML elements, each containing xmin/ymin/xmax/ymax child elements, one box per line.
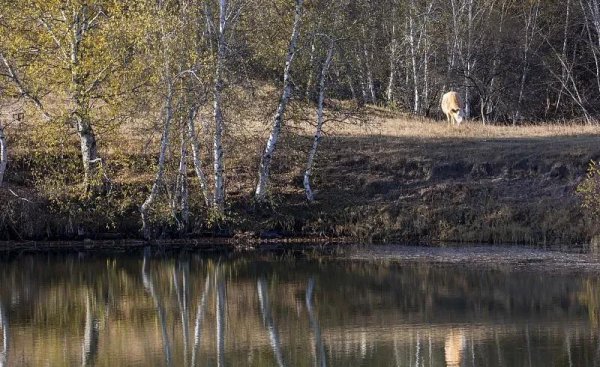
<box><xmin>68</xmin><ymin>6</ymin><xmax>103</xmax><ymax>190</ymax></box>
<box><xmin>546</xmin><ymin>46</ymin><xmax>592</xmax><ymax>123</ymax></box>
<box><xmin>304</xmin><ymin>39</ymin><xmax>334</xmax><ymax>202</ymax></box>
<box><xmin>556</xmin><ymin>0</ymin><xmax>572</xmax><ymax>111</ymax></box>
<box><xmin>255</xmin><ymin>0</ymin><xmax>304</xmax><ymax>202</ymax></box>
<box><xmin>580</xmin><ymin>0</ymin><xmax>600</xmax><ymax>94</ymax></box>
<box><xmin>212</xmin><ymin>0</ymin><xmax>227</xmax><ymax>213</ymax></box>
<box><xmin>386</xmin><ymin>22</ymin><xmax>397</xmax><ymax>103</ymax></box>
<box><xmin>306</xmin><ymin>32</ymin><xmax>317</xmax><ymax>101</ymax></box>
<box><xmin>172</xmin><ymin>131</ymin><xmax>189</xmax><ymax>230</ymax></box>
<box><xmin>467</xmin><ymin>0</ymin><xmax>475</xmax><ymax>119</ymax></box>
<box><xmin>140</xmin><ymin>80</ymin><xmax>174</xmax><ymax>239</ymax></box>
<box><xmin>186</xmin><ymin>107</ymin><xmax>211</xmax><ymax>207</ymax></box>
<box><xmin>0</xmin><ymin>125</ymin><xmax>6</xmax><ymax>187</ymax></box>
<box><xmin>356</xmin><ymin>51</ymin><xmax>369</xmax><ymax>103</ymax></box>
<box><xmin>515</xmin><ymin>0</ymin><xmax>540</xmax><ymax>124</ymax></box>
<box><xmin>362</xmin><ymin>29</ymin><xmax>376</xmax><ymax>104</ymax></box>
<box><xmin>140</xmin><ymin>0</ymin><xmax>178</xmax><ymax>238</ymax></box>
<box><xmin>408</xmin><ymin>0</ymin><xmax>420</xmax><ymax>114</ymax></box>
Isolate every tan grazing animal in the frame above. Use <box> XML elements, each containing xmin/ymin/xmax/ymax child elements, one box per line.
<box><xmin>441</xmin><ymin>91</ymin><xmax>465</xmax><ymax>126</ymax></box>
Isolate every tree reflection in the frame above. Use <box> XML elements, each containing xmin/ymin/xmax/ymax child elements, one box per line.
<box><xmin>191</xmin><ymin>275</ymin><xmax>210</xmax><ymax>367</ymax></box>
<box><xmin>257</xmin><ymin>277</ymin><xmax>286</xmax><ymax>367</ymax></box>
<box><xmin>0</xmin><ymin>301</ymin><xmax>7</xmax><ymax>367</ymax></box>
<box><xmin>306</xmin><ymin>278</ymin><xmax>327</xmax><ymax>367</ymax></box>
<box><xmin>81</xmin><ymin>291</ymin><xmax>99</xmax><ymax>367</ymax></box>
<box><xmin>1</xmin><ymin>255</ymin><xmax>600</xmax><ymax>365</ymax></box>
<box><xmin>216</xmin><ymin>268</ymin><xmax>226</xmax><ymax>367</ymax></box>
<box><xmin>142</xmin><ymin>255</ymin><xmax>172</xmax><ymax>366</ymax></box>
<box><xmin>173</xmin><ymin>262</ymin><xmax>190</xmax><ymax>367</ymax></box>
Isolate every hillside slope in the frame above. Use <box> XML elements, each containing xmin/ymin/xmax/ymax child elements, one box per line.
<box><xmin>2</xmin><ymin>111</ymin><xmax>599</xmax><ymax>245</ymax></box>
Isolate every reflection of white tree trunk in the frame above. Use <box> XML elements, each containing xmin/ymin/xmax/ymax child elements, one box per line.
<box><xmin>81</xmin><ymin>292</ymin><xmax>99</xmax><ymax>367</ymax></box>
<box><xmin>142</xmin><ymin>256</ymin><xmax>172</xmax><ymax>366</ymax></box>
<box><xmin>306</xmin><ymin>278</ymin><xmax>327</xmax><ymax>367</ymax></box>
<box><xmin>173</xmin><ymin>264</ymin><xmax>190</xmax><ymax>367</ymax></box>
<box><xmin>0</xmin><ymin>301</ymin><xmax>8</xmax><ymax>367</ymax></box>
<box><xmin>191</xmin><ymin>276</ymin><xmax>210</xmax><ymax>367</ymax></box>
<box><xmin>257</xmin><ymin>278</ymin><xmax>286</xmax><ymax>367</ymax></box>
<box><xmin>216</xmin><ymin>274</ymin><xmax>226</xmax><ymax>367</ymax></box>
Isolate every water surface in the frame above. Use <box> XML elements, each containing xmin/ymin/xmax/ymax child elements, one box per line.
<box><xmin>0</xmin><ymin>248</ymin><xmax>599</xmax><ymax>366</ymax></box>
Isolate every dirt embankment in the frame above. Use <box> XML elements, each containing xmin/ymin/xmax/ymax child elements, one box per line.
<box><xmin>2</xmin><ymin>112</ymin><xmax>600</xmax><ymax>245</ymax></box>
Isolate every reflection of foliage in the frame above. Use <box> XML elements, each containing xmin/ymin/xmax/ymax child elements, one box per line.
<box><xmin>0</xmin><ymin>255</ymin><xmax>599</xmax><ymax>365</ymax></box>
<box><xmin>578</xmin><ymin>279</ymin><xmax>600</xmax><ymax>327</ymax></box>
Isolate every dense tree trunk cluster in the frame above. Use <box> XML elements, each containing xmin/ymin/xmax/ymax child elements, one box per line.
<box><xmin>1</xmin><ymin>0</ymin><xmax>600</xmax><ymax>236</ymax></box>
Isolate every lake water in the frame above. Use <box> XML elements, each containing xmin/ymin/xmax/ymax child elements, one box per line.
<box><xmin>0</xmin><ymin>246</ymin><xmax>599</xmax><ymax>366</ymax></box>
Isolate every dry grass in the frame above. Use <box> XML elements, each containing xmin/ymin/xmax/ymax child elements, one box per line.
<box><xmin>325</xmin><ymin>106</ymin><xmax>600</xmax><ymax>139</ymax></box>
<box><xmin>3</xmin><ymin>103</ymin><xmax>600</xmax><ymax>244</ymax></box>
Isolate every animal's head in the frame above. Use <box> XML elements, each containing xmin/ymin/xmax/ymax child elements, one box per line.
<box><xmin>452</xmin><ymin>108</ymin><xmax>465</xmax><ymax>125</ymax></box>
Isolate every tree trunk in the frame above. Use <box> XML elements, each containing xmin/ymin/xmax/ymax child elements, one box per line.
<box><xmin>187</xmin><ymin>107</ymin><xmax>211</xmax><ymax>207</ymax></box>
<box><xmin>255</xmin><ymin>0</ymin><xmax>304</xmax><ymax>202</ymax></box>
<box><xmin>174</xmin><ymin>132</ymin><xmax>189</xmax><ymax>231</ymax></box>
<box><xmin>408</xmin><ymin>0</ymin><xmax>419</xmax><ymax>114</ymax></box>
<box><xmin>556</xmin><ymin>0</ymin><xmax>571</xmax><ymax>112</ymax></box>
<box><xmin>140</xmin><ymin>81</ymin><xmax>174</xmax><ymax>239</ymax></box>
<box><xmin>515</xmin><ymin>0</ymin><xmax>540</xmax><ymax>124</ymax></box>
<box><xmin>386</xmin><ymin>23</ymin><xmax>397</xmax><ymax>104</ymax></box>
<box><xmin>213</xmin><ymin>0</ymin><xmax>228</xmax><ymax>213</ymax></box>
<box><xmin>0</xmin><ymin>125</ymin><xmax>6</xmax><ymax>187</ymax></box>
<box><xmin>305</xmin><ymin>33</ymin><xmax>317</xmax><ymax>101</ymax></box>
<box><xmin>75</xmin><ymin>115</ymin><xmax>101</xmax><ymax>190</ymax></box>
<box><xmin>304</xmin><ymin>39</ymin><xmax>334</xmax><ymax>202</ymax></box>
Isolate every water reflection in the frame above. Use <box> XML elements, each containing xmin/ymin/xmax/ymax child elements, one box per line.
<box><xmin>0</xmin><ymin>301</ymin><xmax>8</xmax><ymax>367</ymax></box>
<box><xmin>0</xmin><ymin>253</ymin><xmax>599</xmax><ymax>366</ymax></box>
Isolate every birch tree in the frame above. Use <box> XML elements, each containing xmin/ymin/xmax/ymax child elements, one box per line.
<box><xmin>514</xmin><ymin>0</ymin><xmax>540</xmax><ymax>123</ymax></box>
<box><xmin>0</xmin><ymin>123</ymin><xmax>6</xmax><ymax>187</ymax></box>
<box><xmin>0</xmin><ymin>1</ymin><xmax>138</xmax><ymax>192</ymax></box>
<box><xmin>255</xmin><ymin>0</ymin><xmax>304</xmax><ymax>202</ymax></box>
<box><xmin>580</xmin><ymin>0</ymin><xmax>600</xmax><ymax>95</ymax></box>
<box><xmin>304</xmin><ymin>37</ymin><xmax>334</xmax><ymax>202</ymax></box>
<box><xmin>212</xmin><ymin>0</ymin><xmax>228</xmax><ymax>213</ymax></box>
<box><xmin>139</xmin><ymin>1</ymin><xmax>177</xmax><ymax>239</ymax></box>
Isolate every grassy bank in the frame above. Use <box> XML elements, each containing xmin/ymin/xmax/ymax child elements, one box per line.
<box><xmin>2</xmin><ymin>107</ymin><xmax>600</xmax><ymax>245</ymax></box>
